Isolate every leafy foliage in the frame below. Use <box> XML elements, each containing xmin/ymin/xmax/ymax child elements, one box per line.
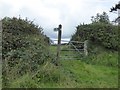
<box><xmin>1</xmin><ymin>14</ymin><xmax>118</xmax><ymax>88</ymax></box>
<box><xmin>2</xmin><ymin>17</ymin><xmax>53</xmax><ymax>87</ymax></box>
<box><xmin>110</xmin><ymin>2</ymin><xmax>120</xmax><ymax>12</ymax></box>
<box><xmin>71</xmin><ymin>12</ymin><xmax>119</xmax><ymax>50</ymax></box>
<box><xmin>91</xmin><ymin>12</ymin><xmax>110</xmax><ymax>24</ymax></box>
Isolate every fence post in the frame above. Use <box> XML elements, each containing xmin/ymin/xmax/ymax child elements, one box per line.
<box><xmin>84</xmin><ymin>40</ymin><xmax>88</xmax><ymax>56</ymax></box>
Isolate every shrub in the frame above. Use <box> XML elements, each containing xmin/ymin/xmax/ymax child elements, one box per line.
<box><xmin>2</xmin><ymin>17</ymin><xmax>53</xmax><ymax>87</ymax></box>
<box><xmin>71</xmin><ymin>23</ymin><xmax>119</xmax><ymax>50</ymax></box>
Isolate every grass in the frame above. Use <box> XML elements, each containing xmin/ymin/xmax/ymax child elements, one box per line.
<box><xmin>60</xmin><ymin>60</ymin><xmax>118</xmax><ymax>88</ymax></box>
<box><xmin>7</xmin><ymin>45</ymin><xmax>119</xmax><ymax>88</ymax></box>
<box><xmin>9</xmin><ymin>59</ymin><xmax>118</xmax><ymax>88</ymax></box>
<box><xmin>85</xmin><ymin>51</ymin><xmax>118</xmax><ymax>67</ymax></box>
<box><xmin>50</xmin><ymin>45</ymin><xmax>118</xmax><ymax>88</ymax></box>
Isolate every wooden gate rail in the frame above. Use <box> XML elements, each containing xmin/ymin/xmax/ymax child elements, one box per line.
<box><xmin>51</xmin><ymin>40</ymin><xmax>88</xmax><ymax>60</ymax></box>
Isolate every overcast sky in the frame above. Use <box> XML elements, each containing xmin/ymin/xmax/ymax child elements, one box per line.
<box><xmin>0</xmin><ymin>0</ymin><xmax>119</xmax><ymax>40</ymax></box>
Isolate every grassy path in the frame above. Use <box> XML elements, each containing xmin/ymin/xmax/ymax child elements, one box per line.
<box><xmin>49</xmin><ymin>45</ymin><xmax>118</xmax><ymax>88</ymax></box>
<box><xmin>8</xmin><ymin>45</ymin><xmax>118</xmax><ymax>88</ymax></box>
<box><xmin>60</xmin><ymin>60</ymin><xmax>118</xmax><ymax>88</ymax></box>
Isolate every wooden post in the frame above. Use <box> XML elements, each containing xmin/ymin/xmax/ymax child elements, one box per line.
<box><xmin>54</xmin><ymin>24</ymin><xmax>62</xmax><ymax>65</ymax></box>
<box><xmin>57</xmin><ymin>29</ymin><xmax>61</xmax><ymax>61</ymax></box>
<box><xmin>84</xmin><ymin>40</ymin><xmax>88</xmax><ymax>56</ymax></box>
<box><xmin>0</xmin><ymin>20</ymin><xmax>2</xmax><ymax>89</ymax></box>
<box><xmin>0</xmin><ymin>20</ymin><xmax>2</xmax><ymax>65</ymax></box>
<box><xmin>0</xmin><ymin>20</ymin><xmax>2</xmax><ymax>44</ymax></box>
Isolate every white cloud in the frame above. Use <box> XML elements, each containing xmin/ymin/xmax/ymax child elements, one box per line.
<box><xmin>0</xmin><ymin>0</ymin><xmax>119</xmax><ymax>40</ymax></box>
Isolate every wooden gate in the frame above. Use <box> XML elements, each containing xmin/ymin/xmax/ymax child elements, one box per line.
<box><xmin>50</xmin><ymin>40</ymin><xmax>88</xmax><ymax>60</ymax></box>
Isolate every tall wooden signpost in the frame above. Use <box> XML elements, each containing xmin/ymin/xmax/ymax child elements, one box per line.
<box><xmin>54</xmin><ymin>24</ymin><xmax>62</xmax><ymax>65</ymax></box>
<box><xmin>0</xmin><ymin>20</ymin><xmax>2</xmax><ymax>89</ymax></box>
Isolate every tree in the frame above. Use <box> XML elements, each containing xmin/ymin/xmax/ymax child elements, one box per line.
<box><xmin>110</xmin><ymin>2</ymin><xmax>120</xmax><ymax>12</ymax></box>
<box><xmin>91</xmin><ymin>12</ymin><xmax>110</xmax><ymax>24</ymax></box>
<box><xmin>110</xmin><ymin>2</ymin><xmax>120</xmax><ymax>24</ymax></box>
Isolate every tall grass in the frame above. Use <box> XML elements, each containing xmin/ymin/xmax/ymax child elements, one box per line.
<box><xmin>7</xmin><ymin>44</ymin><xmax>118</xmax><ymax>88</ymax></box>
<box><xmin>83</xmin><ymin>43</ymin><xmax>118</xmax><ymax>67</ymax></box>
